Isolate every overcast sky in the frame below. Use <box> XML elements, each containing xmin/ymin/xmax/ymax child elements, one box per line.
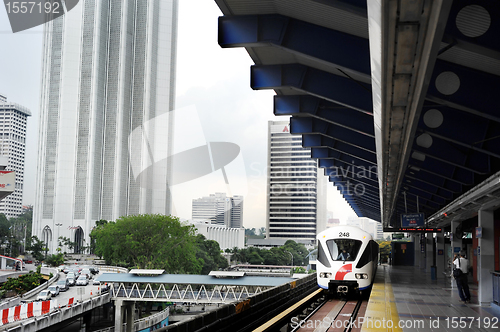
<box><xmin>0</xmin><ymin>0</ymin><xmax>357</xmax><ymax>228</ymax></box>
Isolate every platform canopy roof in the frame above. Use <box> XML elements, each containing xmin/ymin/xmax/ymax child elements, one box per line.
<box><xmin>216</xmin><ymin>0</ymin><xmax>500</xmax><ymax>228</ymax></box>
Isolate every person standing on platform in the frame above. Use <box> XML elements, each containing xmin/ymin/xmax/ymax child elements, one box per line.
<box><xmin>453</xmin><ymin>251</ymin><xmax>471</xmax><ymax>303</ymax></box>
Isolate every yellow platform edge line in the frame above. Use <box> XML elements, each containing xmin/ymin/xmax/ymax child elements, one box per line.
<box><xmin>361</xmin><ymin>268</ymin><xmax>403</xmax><ymax>332</ymax></box>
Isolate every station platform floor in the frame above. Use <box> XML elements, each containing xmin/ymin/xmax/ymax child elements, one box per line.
<box><xmin>361</xmin><ymin>265</ymin><xmax>500</xmax><ymax>331</ymax></box>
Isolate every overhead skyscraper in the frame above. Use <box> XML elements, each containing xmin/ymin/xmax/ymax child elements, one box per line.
<box><xmin>33</xmin><ymin>0</ymin><xmax>178</xmax><ymax>253</ymax></box>
<box><xmin>266</xmin><ymin>121</ymin><xmax>326</xmax><ymax>243</ymax></box>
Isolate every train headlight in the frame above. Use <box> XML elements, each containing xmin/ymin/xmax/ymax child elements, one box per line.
<box><xmin>355</xmin><ymin>273</ymin><xmax>368</xmax><ymax>279</ymax></box>
<box><xmin>319</xmin><ymin>272</ymin><xmax>332</xmax><ymax>278</ymax></box>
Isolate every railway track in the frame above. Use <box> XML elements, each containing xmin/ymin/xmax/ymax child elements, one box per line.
<box><xmin>253</xmin><ymin>291</ymin><xmax>368</xmax><ymax>332</ymax></box>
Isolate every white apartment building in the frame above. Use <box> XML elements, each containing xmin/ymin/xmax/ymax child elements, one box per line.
<box><xmin>192</xmin><ymin>193</ymin><xmax>243</xmax><ymax>228</ymax></box>
<box><xmin>0</xmin><ymin>99</ymin><xmax>31</xmax><ymax>219</ymax></box>
<box><xmin>190</xmin><ymin>220</ymin><xmax>245</xmax><ymax>250</ymax></box>
<box><xmin>266</xmin><ymin>121</ymin><xmax>327</xmax><ymax>243</ymax></box>
<box><xmin>34</xmin><ymin>0</ymin><xmax>178</xmax><ymax>253</ymax></box>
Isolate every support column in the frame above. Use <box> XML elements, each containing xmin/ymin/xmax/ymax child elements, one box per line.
<box><xmin>426</xmin><ymin>233</ymin><xmax>434</xmax><ymax>274</ymax></box>
<box><xmin>478</xmin><ymin>209</ymin><xmax>494</xmax><ymax>306</ymax></box>
<box><xmin>82</xmin><ymin>312</ymin><xmax>92</xmax><ymax>332</ymax></box>
<box><xmin>436</xmin><ymin>231</ymin><xmax>445</xmax><ymax>279</ymax></box>
<box><xmin>114</xmin><ymin>300</ymin><xmax>125</xmax><ymax>332</ymax></box>
<box><xmin>418</xmin><ymin>233</ymin><xmax>425</xmax><ymax>269</ymax></box>
<box><xmin>126</xmin><ymin>301</ymin><xmax>135</xmax><ymax>332</ymax></box>
<box><xmin>451</xmin><ymin>220</ymin><xmax>462</xmax><ymax>257</ymax></box>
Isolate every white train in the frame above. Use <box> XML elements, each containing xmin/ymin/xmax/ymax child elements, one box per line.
<box><xmin>316</xmin><ymin>225</ymin><xmax>379</xmax><ymax>297</ymax></box>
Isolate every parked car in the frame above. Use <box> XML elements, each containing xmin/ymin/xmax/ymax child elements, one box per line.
<box><xmin>37</xmin><ymin>290</ymin><xmax>52</xmax><ymax>301</ymax></box>
<box><xmin>89</xmin><ymin>267</ymin><xmax>99</xmax><ymax>275</ymax></box>
<box><xmin>92</xmin><ymin>278</ymin><xmax>101</xmax><ymax>285</ymax></box>
<box><xmin>67</xmin><ymin>277</ymin><xmax>76</xmax><ymax>286</ymax></box>
<box><xmin>67</xmin><ymin>272</ymin><xmax>76</xmax><ymax>280</ymax></box>
<box><xmin>57</xmin><ymin>279</ymin><xmax>69</xmax><ymax>292</ymax></box>
<box><xmin>48</xmin><ymin>285</ymin><xmax>59</xmax><ymax>296</ymax></box>
<box><xmin>81</xmin><ymin>269</ymin><xmax>93</xmax><ymax>279</ymax></box>
<box><xmin>76</xmin><ymin>275</ymin><xmax>89</xmax><ymax>286</ymax></box>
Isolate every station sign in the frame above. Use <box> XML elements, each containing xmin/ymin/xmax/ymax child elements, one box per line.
<box><xmin>384</xmin><ymin>227</ymin><xmax>442</xmax><ymax>233</ymax></box>
<box><xmin>476</xmin><ymin>227</ymin><xmax>482</xmax><ymax>238</ymax></box>
<box><xmin>401</xmin><ymin>213</ymin><xmax>425</xmax><ymax>227</ymax></box>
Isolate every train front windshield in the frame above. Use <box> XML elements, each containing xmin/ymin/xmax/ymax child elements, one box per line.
<box><xmin>326</xmin><ymin>239</ymin><xmax>362</xmax><ymax>261</ymax></box>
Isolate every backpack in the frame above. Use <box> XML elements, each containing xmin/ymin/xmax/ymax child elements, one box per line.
<box><xmin>453</xmin><ymin>258</ymin><xmax>463</xmax><ymax>278</ymax></box>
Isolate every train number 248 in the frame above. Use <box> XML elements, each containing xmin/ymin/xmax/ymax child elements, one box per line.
<box><xmin>338</xmin><ymin>232</ymin><xmax>350</xmax><ymax>237</ymax></box>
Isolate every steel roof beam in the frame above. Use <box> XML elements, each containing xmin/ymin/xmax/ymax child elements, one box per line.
<box><xmin>443</xmin><ymin>1</ymin><xmax>500</xmax><ymax>60</ymax></box>
<box><xmin>427</xmin><ymin>60</ymin><xmax>500</xmax><ymax>123</ymax></box>
<box><xmin>290</xmin><ymin>117</ymin><xmax>376</xmax><ymax>153</ymax></box>
<box><xmin>274</xmin><ymin>95</ymin><xmax>374</xmax><ymax>136</ymax></box>
<box><xmin>304</xmin><ymin>135</ymin><xmax>377</xmax><ymax>166</ymax></box>
<box><xmin>322</xmin><ymin>159</ymin><xmax>378</xmax><ymax>181</ymax></box>
<box><xmin>251</xmin><ymin>64</ymin><xmax>372</xmax><ymax>113</ymax></box>
<box><xmin>218</xmin><ymin>14</ymin><xmax>371</xmax><ymax>79</ymax></box>
<box><xmin>404</xmin><ymin>175</ymin><xmax>460</xmax><ymax>195</ymax></box>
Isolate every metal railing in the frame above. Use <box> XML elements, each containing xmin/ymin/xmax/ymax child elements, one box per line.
<box><xmin>110</xmin><ymin>283</ymin><xmax>266</xmax><ymax>303</ymax></box>
<box><xmin>94</xmin><ymin>307</ymin><xmax>170</xmax><ymax>332</ymax></box>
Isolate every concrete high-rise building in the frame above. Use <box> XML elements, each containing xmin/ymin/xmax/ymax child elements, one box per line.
<box><xmin>33</xmin><ymin>0</ymin><xmax>178</xmax><ymax>253</ymax></box>
<box><xmin>192</xmin><ymin>193</ymin><xmax>243</xmax><ymax>228</ymax></box>
<box><xmin>0</xmin><ymin>98</ymin><xmax>31</xmax><ymax>219</ymax></box>
<box><xmin>266</xmin><ymin>121</ymin><xmax>327</xmax><ymax>243</ymax></box>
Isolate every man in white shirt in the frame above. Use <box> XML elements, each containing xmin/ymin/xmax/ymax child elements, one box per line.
<box><xmin>453</xmin><ymin>251</ymin><xmax>471</xmax><ymax>303</ymax></box>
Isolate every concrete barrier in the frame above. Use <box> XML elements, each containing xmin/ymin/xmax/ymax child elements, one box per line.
<box><xmin>21</xmin><ymin>270</ymin><xmax>59</xmax><ymax>300</ymax></box>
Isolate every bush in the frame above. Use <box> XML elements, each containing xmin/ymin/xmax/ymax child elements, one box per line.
<box><xmin>1</xmin><ymin>272</ymin><xmax>44</xmax><ymax>295</ymax></box>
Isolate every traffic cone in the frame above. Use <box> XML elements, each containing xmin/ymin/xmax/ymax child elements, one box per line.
<box><xmin>90</xmin><ymin>290</ymin><xmax>93</xmax><ymax>296</ymax></box>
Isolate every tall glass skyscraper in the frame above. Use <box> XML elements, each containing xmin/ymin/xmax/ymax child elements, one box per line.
<box><xmin>266</xmin><ymin>121</ymin><xmax>326</xmax><ymax>243</ymax></box>
<box><xmin>33</xmin><ymin>0</ymin><xmax>178</xmax><ymax>253</ymax></box>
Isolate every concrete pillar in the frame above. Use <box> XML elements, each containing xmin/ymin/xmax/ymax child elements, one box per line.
<box><xmin>478</xmin><ymin>209</ymin><xmax>494</xmax><ymax>306</ymax></box>
<box><xmin>126</xmin><ymin>301</ymin><xmax>135</xmax><ymax>332</ymax></box>
<box><xmin>418</xmin><ymin>233</ymin><xmax>425</xmax><ymax>269</ymax></box>
<box><xmin>426</xmin><ymin>233</ymin><xmax>434</xmax><ymax>273</ymax></box>
<box><xmin>413</xmin><ymin>235</ymin><xmax>420</xmax><ymax>267</ymax></box>
<box><xmin>114</xmin><ymin>300</ymin><xmax>125</xmax><ymax>332</ymax></box>
<box><xmin>451</xmin><ymin>220</ymin><xmax>462</xmax><ymax>257</ymax></box>
<box><xmin>82</xmin><ymin>312</ymin><xmax>92</xmax><ymax>332</ymax></box>
<box><xmin>436</xmin><ymin>231</ymin><xmax>445</xmax><ymax>278</ymax></box>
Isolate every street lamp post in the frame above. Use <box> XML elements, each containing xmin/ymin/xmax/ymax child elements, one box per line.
<box><xmin>55</xmin><ymin>223</ymin><xmax>62</xmax><ymax>253</ymax></box>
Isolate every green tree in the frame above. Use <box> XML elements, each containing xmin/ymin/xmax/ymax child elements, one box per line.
<box><xmin>28</xmin><ymin>236</ymin><xmax>46</xmax><ymax>262</ymax></box>
<box><xmin>195</xmin><ymin>235</ymin><xmax>228</xmax><ymax>274</ymax></box>
<box><xmin>244</xmin><ymin>228</ymin><xmax>257</xmax><ymax>236</ymax></box>
<box><xmin>1</xmin><ymin>271</ymin><xmax>44</xmax><ymax>295</ymax></box>
<box><xmin>45</xmin><ymin>253</ymin><xmax>65</xmax><ymax>267</ymax></box>
<box><xmin>92</xmin><ymin>214</ymin><xmax>202</xmax><ymax>273</ymax></box>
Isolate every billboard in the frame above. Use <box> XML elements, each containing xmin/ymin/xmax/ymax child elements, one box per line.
<box><xmin>401</xmin><ymin>213</ymin><xmax>424</xmax><ymax>227</ymax></box>
<box><xmin>0</xmin><ymin>171</ymin><xmax>15</xmax><ymax>200</ymax></box>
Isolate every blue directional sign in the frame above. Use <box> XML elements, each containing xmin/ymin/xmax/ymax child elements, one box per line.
<box><xmin>401</xmin><ymin>213</ymin><xmax>425</xmax><ymax>227</ymax></box>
